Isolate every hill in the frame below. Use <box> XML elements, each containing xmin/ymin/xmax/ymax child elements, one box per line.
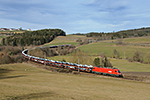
<box><xmin>1</xmin><ymin>28</ymin><xmax>150</xmax><ymax>99</ymax></box>
<box><xmin>1</xmin><ymin>29</ymin><xmax>66</xmax><ymax>46</ymax></box>
<box><xmin>44</xmin><ymin>35</ymin><xmax>93</xmax><ymax>46</ymax></box>
<box><xmin>86</xmin><ymin>27</ymin><xmax>150</xmax><ymax>40</ymax></box>
<box><xmin>46</xmin><ymin>35</ymin><xmax>150</xmax><ymax>73</ymax></box>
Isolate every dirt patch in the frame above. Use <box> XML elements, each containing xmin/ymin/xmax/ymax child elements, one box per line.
<box><xmin>123</xmin><ymin>72</ymin><xmax>150</xmax><ymax>77</ymax></box>
<box><xmin>122</xmin><ymin>72</ymin><xmax>150</xmax><ymax>82</ymax></box>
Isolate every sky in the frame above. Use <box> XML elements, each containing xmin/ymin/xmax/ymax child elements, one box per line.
<box><xmin>0</xmin><ymin>0</ymin><xmax>150</xmax><ymax>34</ymax></box>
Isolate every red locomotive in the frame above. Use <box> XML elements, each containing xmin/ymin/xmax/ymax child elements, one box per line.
<box><xmin>22</xmin><ymin>45</ymin><xmax>123</xmax><ymax>77</ymax></box>
<box><xmin>92</xmin><ymin>67</ymin><xmax>122</xmax><ymax>77</ymax></box>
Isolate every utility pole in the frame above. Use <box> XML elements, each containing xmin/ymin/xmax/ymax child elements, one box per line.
<box><xmin>44</xmin><ymin>52</ymin><xmax>46</xmax><ymax>68</ymax></box>
<box><xmin>78</xmin><ymin>59</ymin><xmax>80</xmax><ymax>73</ymax></box>
<box><xmin>40</xmin><ymin>47</ymin><xmax>47</xmax><ymax>68</ymax></box>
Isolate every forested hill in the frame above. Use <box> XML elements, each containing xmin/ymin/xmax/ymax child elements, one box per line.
<box><xmin>1</xmin><ymin>29</ymin><xmax>66</xmax><ymax>46</ymax></box>
<box><xmin>86</xmin><ymin>27</ymin><xmax>150</xmax><ymax>40</ymax></box>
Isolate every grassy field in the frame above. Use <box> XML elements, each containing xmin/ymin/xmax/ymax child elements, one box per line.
<box><xmin>44</xmin><ymin>35</ymin><xmax>92</xmax><ymax>46</ymax></box>
<box><xmin>77</xmin><ymin>42</ymin><xmax>150</xmax><ymax>62</ymax></box>
<box><xmin>123</xmin><ymin>36</ymin><xmax>150</xmax><ymax>43</ymax></box>
<box><xmin>48</xmin><ymin>55</ymin><xmax>150</xmax><ymax>72</ymax></box>
<box><xmin>1</xmin><ymin>63</ymin><xmax>150</xmax><ymax>100</ymax></box>
<box><xmin>111</xmin><ymin>59</ymin><xmax>150</xmax><ymax>72</ymax></box>
<box><xmin>45</xmin><ymin>42</ymin><xmax>79</xmax><ymax>46</ymax></box>
<box><xmin>44</xmin><ymin>36</ymin><xmax>79</xmax><ymax>46</ymax></box>
<box><xmin>45</xmin><ymin>36</ymin><xmax>150</xmax><ymax>72</ymax></box>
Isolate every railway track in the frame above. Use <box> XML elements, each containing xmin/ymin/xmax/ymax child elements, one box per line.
<box><xmin>22</xmin><ymin>45</ymin><xmax>150</xmax><ymax>82</ymax></box>
<box><xmin>26</xmin><ymin>60</ymin><xmax>150</xmax><ymax>83</ymax></box>
<box><xmin>25</xmin><ymin>60</ymin><xmax>122</xmax><ymax>80</ymax></box>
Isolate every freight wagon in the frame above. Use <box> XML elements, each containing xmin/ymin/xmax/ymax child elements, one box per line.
<box><xmin>22</xmin><ymin>45</ymin><xmax>123</xmax><ymax>77</ymax></box>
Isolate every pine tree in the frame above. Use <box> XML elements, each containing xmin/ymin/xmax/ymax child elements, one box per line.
<box><xmin>93</xmin><ymin>57</ymin><xmax>100</xmax><ymax>66</ymax></box>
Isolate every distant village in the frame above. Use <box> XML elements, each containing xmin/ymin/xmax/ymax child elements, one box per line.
<box><xmin>0</xmin><ymin>27</ymin><xmax>31</xmax><ymax>31</ymax></box>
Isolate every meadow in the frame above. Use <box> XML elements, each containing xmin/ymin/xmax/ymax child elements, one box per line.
<box><xmin>0</xmin><ymin>63</ymin><xmax>150</xmax><ymax>100</ymax></box>
<box><xmin>123</xmin><ymin>36</ymin><xmax>150</xmax><ymax>43</ymax></box>
<box><xmin>44</xmin><ymin>35</ymin><xmax>92</xmax><ymax>46</ymax></box>
<box><xmin>1</xmin><ymin>35</ymin><xmax>150</xmax><ymax>100</ymax></box>
<box><xmin>47</xmin><ymin>35</ymin><xmax>150</xmax><ymax>72</ymax></box>
<box><xmin>79</xmin><ymin>42</ymin><xmax>150</xmax><ymax>57</ymax></box>
<box><xmin>48</xmin><ymin>55</ymin><xmax>150</xmax><ymax>72</ymax></box>
<box><xmin>78</xmin><ymin>41</ymin><xmax>150</xmax><ymax>62</ymax></box>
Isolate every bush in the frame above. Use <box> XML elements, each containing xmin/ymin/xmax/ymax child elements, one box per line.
<box><xmin>104</xmin><ymin>56</ymin><xmax>113</xmax><ymax>68</ymax></box>
<box><xmin>133</xmin><ymin>50</ymin><xmax>143</xmax><ymax>62</ymax></box>
<box><xmin>9</xmin><ymin>51</ymin><xmax>14</xmax><ymax>55</ymax></box>
<box><xmin>116</xmin><ymin>39</ymin><xmax>123</xmax><ymax>45</ymax></box>
<box><xmin>16</xmin><ymin>55</ymin><xmax>24</xmax><ymax>63</ymax></box>
<box><xmin>0</xmin><ymin>47</ymin><xmax>5</xmax><ymax>51</ymax></box>
<box><xmin>13</xmin><ymin>47</ymin><xmax>21</xmax><ymax>55</ymax></box>
<box><xmin>127</xmin><ymin>57</ymin><xmax>133</xmax><ymax>62</ymax></box>
<box><xmin>0</xmin><ymin>55</ymin><xmax>12</xmax><ymax>64</ymax></box>
<box><xmin>11</xmin><ymin>55</ymin><xmax>24</xmax><ymax>63</ymax></box>
<box><xmin>113</xmin><ymin>49</ymin><xmax>120</xmax><ymax>59</ymax></box>
<box><xmin>93</xmin><ymin>57</ymin><xmax>100</xmax><ymax>66</ymax></box>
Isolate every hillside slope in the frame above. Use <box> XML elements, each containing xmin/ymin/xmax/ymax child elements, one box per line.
<box><xmin>1</xmin><ymin>29</ymin><xmax>66</xmax><ymax>46</ymax></box>
<box><xmin>47</xmin><ymin>35</ymin><xmax>150</xmax><ymax>73</ymax></box>
<box><xmin>0</xmin><ymin>63</ymin><xmax>150</xmax><ymax>100</ymax></box>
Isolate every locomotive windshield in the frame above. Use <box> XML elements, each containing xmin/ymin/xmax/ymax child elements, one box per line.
<box><xmin>118</xmin><ymin>70</ymin><xmax>121</xmax><ymax>73</ymax></box>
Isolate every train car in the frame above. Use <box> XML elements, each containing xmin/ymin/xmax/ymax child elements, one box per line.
<box><xmin>86</xmin><ymin>65</ymin><xmax>93</xmax><ymax>72</ymax></box>
<box><xmin>78</xmin><ymin>64</ymin><xmax>88</xmax><ymax>72</ymax></box>
<box><xmin>54</xmin><ymin>61</ymin><xmax>63</xmax><ymax>68</ymax></box>
<box><xmin>69</xmin><ymin>64</ymin><xmax>79</xmax><ymax>71</ymax></box>
<box><xmin>92</xmin><ymin>67</ymin><xmax>122</xmax><ymax>77</ymax></box>
<box><xmin>65</xmin><ymin>62</ymin><xmax>76</xmax><ymax>70</ymax></box>
<box><xmin>46</xmin><ymin>60</ymin><xmax>55</xmax><ymax>66</ymax></box>
<box><xmin>22</xmin><ymin>46</ymin><xmax>123</xmax><ymax>77</ymax></box>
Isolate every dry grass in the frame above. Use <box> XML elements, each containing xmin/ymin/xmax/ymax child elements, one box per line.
<box><xmin>111</xmin><ymin>59</ymin><xmax>150</xmax><ymax>72</ymax></box>
<box><xmin>0</xmin><ymin>63</ymin><xmax>150</xmax><ymax>100</ymax></box>
<box><xmin>77</xmin><ymin>42</ymin><xmax>150</xmax><ymax>63</ymax></box>
<box><xmin>44</xmin><ymin>35</ymin><xmax>93</xmax><ymax>46</ymax></box>
<box><xmin>123</xmin><ymin>36</ymin><xmax>150</xmax><ymax>43</ymax></box>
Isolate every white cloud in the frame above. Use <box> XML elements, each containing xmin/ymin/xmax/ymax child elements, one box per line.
<box><xmin>0</xmin><ymin>0</ymin><xmax>150</xmax><ymax>34</ymax></box>
<box><xmin>0</xmin><ymin>18</ymin><xmax>46</xmax><ymax>30</ymax></box>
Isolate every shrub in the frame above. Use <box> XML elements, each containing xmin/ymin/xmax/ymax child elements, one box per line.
<box><xmin>13</xmin><ymin>47</ymin><xmax>21</xmax><ymax>55</ymax></box>
<box><xmin>104</xmin><ymin>56</ymin><xmax>113</xmax><ymax>68</ymax></box>
<box><xmin>128</xmin><ymin>57</ymin><xmax>133</xmax><ymax>62</ymax></box>
<box><xmin>113</xmin><ymin>49</ymin><xmax>120</xmax><ymax>59</ymax></box>
<box><xmin>0</xmin><ymin>55</ymin><xmax>12</xmax><ymax>64</ymax></box>
<box><xmin>0</xmin><ymin>47</ymin><xmax>5</xmax><ymax>51</ymax></box>
<box><xmin>93</xmin><ymin>57</ymin><xmax>100</xmax><ymax>66</ymax></box>
<box><xmin>133</xmin><ymin>50</ymin><xmax>143</xmax><ymax>62</ymax></box>
<box><xmin>15</xmin><ymin>55</ymin><xmax>24</xmax><ymax>63</ymax></box>
<box><xmin>11</xmin><ymin>54</ymin><xmax>24</xmax><ymax>63</ymax></box>
<box><xmin>9</xmin><ymin>51</ymin><xmax>14</xmax><ymax>55</ymax></box>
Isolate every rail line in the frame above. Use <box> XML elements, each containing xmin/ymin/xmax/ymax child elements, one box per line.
<box><xmin>22</xmin><ymin>45</ymin><xmax>123</xmax><ymax>77</ymax></box>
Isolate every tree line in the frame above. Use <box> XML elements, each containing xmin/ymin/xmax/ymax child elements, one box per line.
<box><xmin>1</xmin><ymin>29</ymin><xmax>66</xmax><ymax>46</ymax></box>
<box><xmin>86</xmin><ymin>27</ymin><xmax>150</xmax><ymax>40</ymax></box>
<box><xmin>28</xmin><ymin>45</ymin><xmax>75</xmax><ymax>58</ymax></box>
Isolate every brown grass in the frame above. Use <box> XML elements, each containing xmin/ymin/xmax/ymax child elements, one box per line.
<box><xmin>0</xmin><ymin>63</ymin><xmax>150</xmax><ymax>100</ymax></box>
<box><xmin>44</xmin><ymin>35</ymin><xmax>93</xmax><ymax>46</ymax></box>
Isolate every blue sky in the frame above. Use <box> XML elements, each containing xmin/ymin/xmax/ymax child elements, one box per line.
<box><xmin>0</xmin><ymin>0</ymin><xmax>150</xmax><ymax>34</ymax></box>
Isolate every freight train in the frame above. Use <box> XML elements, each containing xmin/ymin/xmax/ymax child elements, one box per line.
<box><xmin>22</xmin><ymin>45</ymin><xmax>123</xmax><ymax>77</ymax></box>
